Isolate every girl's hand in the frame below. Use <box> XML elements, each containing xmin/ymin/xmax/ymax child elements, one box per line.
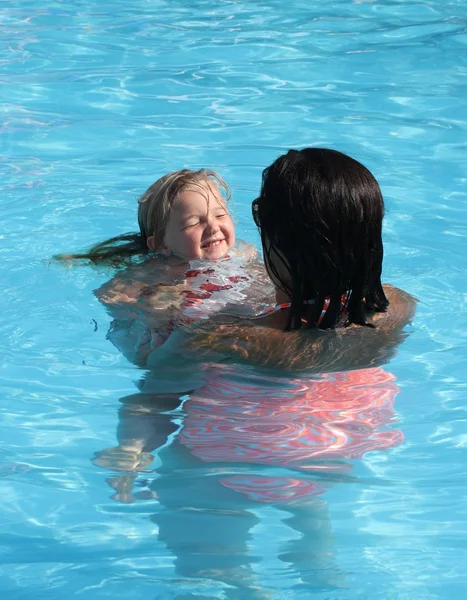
<box><xmin>97</xmin><ymin>278</ymin><xmax>146</xmax><ymax>305</ymax></box>
<box><xmin>105</xmin><ymin>475</ymin><xmax>139</xmax><ymax>504</ymax></box>
<box><xmin>232</xmin><ymin>239</ymin><xmax>259</xmax><ymax>262</ymax></box>
<box><xmin>105</xmin><ymin>475</ymin><xmax>158</xmax><ymax>504</ymax></box>
<box><xmin>92</xmin><ymin>446</ymin><xmax>154</xmax><ymax>472</ymax></box>
<box><xmin>139</xmin><ymin>283</ymin><xmax>186</xmax><ymax>311</ymax></box>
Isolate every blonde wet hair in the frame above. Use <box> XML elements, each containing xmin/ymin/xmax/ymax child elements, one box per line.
<box><xmin>55</xmin><ymin>168</ymin><xmax>230</xmax><ymax>267</ymax></box>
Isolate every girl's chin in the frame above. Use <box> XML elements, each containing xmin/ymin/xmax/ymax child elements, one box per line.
<box><xmin>200</xmin><ymin>241</ymin><xmax>230</xmax><ymax>259</ymax></box>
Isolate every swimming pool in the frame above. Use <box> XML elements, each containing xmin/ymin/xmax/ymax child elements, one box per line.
<box><xmin>1</xmin><ymin>0</ymin><xmax>467</xmax><ymax>597</ymax></box>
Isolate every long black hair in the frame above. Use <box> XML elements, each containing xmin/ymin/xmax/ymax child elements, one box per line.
<box><xmin>254</xmin><ymin>148</ymin><xmax>389</xmax><ymax>330</ymax></box>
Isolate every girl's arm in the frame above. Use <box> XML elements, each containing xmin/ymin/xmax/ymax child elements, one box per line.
<box><xmin>95</xmin><ymin>261</ymin><xmax>188</xmax><ymax>366</ymax></box>
<box><xmin>95</xmin><ymin>258</ymin><xmax>187</xmax><ymax>322</ymax></box>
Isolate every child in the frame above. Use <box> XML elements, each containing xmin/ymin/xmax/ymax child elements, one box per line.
<box><xmin>58</xmin><ymin>168</ymin><xmax>234</xmax><ymax>266</ymax></box>
<box><xmin>57</xmin><ymin>168</ymin><xmax>274</xmax><ymax>365</ymax></box>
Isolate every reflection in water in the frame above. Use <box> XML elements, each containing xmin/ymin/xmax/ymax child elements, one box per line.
<box><xmin>180</xmin><ymin>366</ymin><xmax>401</xmax><ymax>500</ymax></box>
<box><xmin>98</xmin><ymin>365</ymin><xmax>403</xmax><ymax>596</ymax></box>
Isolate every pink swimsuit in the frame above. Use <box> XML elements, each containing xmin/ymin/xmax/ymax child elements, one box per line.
<box><xmin>179</xmin><ymin>366</ymin><xmax>402</xmax><ymax>502</ymax></box>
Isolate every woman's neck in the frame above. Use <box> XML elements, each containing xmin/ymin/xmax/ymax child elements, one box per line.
<box><xmin>275</xmin><ymin>289</ymin><xmax>291</xmax><ymax>305</ymax></box>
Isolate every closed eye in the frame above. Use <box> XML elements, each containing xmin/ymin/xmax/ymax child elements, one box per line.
<box><xmin>181</xmin><ymin>221</ymin><xmax>200</xmax><ymax>230</ymax></box>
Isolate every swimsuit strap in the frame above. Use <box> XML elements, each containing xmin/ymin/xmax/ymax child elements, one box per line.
<box><xmin>274</xmin><ymin>299</ymin><xmax>314</xmax><ymax>312</ymax></box>
<box><xmin>254</xmin><ymin>292</ymin><xmax>351</xmax><ymax>329</ymax></box>
<box><xmin>317</xmin><ymin>292</ymin><xmax>351</xmax><ymax>327</ymax></box>
<box><xmin>316</xmin><ymin>298</ymin><xmax>330</xmax><ymax>328</ymax></box>
<box><xmin>252</xmin><ymin>299</ymin><xmax>315</xmax><ymax>320</ymax></box>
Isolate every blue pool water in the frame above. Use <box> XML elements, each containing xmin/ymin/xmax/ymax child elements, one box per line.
<box><xmin>1</xmin><ymin>0</ymin><xmax>467</xmax><ymax>598</ymax></box>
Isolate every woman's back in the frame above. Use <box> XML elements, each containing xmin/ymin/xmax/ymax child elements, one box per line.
<box><xmin>157</xmin><ymin>284</ymin><xmax>416</xmax><ymax>377</ymax></box>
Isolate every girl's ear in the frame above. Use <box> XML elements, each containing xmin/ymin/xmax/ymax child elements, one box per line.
<box><xmin>147</xmin><ymin>235</ymin><xmax>170</xmax><ymax>255</ymax></box>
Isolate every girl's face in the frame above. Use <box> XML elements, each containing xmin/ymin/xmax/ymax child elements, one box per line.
<box><xmin>160</xmin><ymin>182</ymin><xmax>235</xmax><ymax>260</ymax></box>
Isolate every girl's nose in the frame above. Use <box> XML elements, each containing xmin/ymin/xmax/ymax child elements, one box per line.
<box><xmin>206</xmin><ymin>215</ymin><xmax>220</xmax><ymax>233</ymax></box>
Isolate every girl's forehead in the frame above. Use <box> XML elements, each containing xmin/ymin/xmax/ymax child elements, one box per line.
<box><xmin>174</xmin><ymin>182</ymin><xmax>226</xmax><ymax>211</ymax></box>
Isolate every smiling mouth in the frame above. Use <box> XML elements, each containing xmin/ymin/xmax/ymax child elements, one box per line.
<box><xmin>201</xmin><ymin>239</ymin><xmax>224</xmax><ymax>249</ymax></box>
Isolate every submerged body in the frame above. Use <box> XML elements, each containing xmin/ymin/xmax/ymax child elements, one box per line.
<box><xmin>178</xmin><ymin>363</ymin><xmax>402</xmax><ymax>502</ymax></box>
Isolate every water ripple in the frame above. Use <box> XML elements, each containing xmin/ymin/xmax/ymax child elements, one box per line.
<box><xmin>1</xmin><ymin>0</ymin><xmax>467</xmax><ymax>598</ymax></box>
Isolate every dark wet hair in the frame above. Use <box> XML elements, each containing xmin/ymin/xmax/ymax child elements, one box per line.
<box><xmin>254</xmin><ymin>147</ymin><xmax>389</xmax><ymax>330</ymax></box>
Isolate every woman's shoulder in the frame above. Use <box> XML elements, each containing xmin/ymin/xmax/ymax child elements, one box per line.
<box><xmin>367</xmin><ymin>284</ymin><xmax>417</xmax><ymax>331</ymax></box>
